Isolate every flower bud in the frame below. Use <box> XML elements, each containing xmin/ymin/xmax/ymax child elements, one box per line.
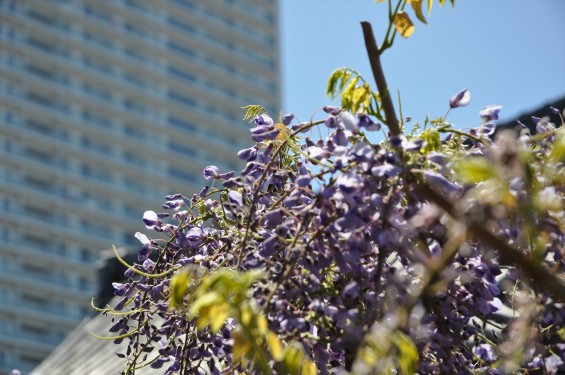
<box><xmin>449</xmin><ymin>88</ymin><xmax>471</xmax><ymax>108</ymax></box>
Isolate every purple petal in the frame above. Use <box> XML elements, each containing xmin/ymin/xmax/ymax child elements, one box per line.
<box><xmin>254</xmin><ymin>114</ymin><xmax>274</xmax><ymax>126</ymax></box>
<box><xmin>281</xmin><ymin>113</ymin><xmax>294</xmax><ymax>125</ymax></box>
<box><xmin>228</xmin><ymin>190</ymin><xmax>243</xmax><ymax>206</ymax></box>
<box><xmin>238</xmin><ymin>146</ymin><xmax>258</xmax><ymax>161</ymax></box>
<box><xmin>143</xmin><ymin>211</ymin><xmax>159</xmax><ymax>229</ymax></box>
<box><xmin>323</xmin><ymin>105</ymin><xmax>341</xmax><ymax>115</ymax></box>
<box><xmin>371</xmin><ymin>164</ymin><xmax>401</xmax><ymax>178</ymax></box>
<box><xmin>338</xmin><ymin>112</ymin><xmax>359</xmax><ymax>133</ymax></box>
<box><xmin>427</xmin><ymin>152</ymin><xmax>450</xmax><ymax>166</ymax></box>
<box><xmin>134</xmin><ymin>232</ymin><xmax>151</xmax><ymax>245</ymax></box>
<box><xmin>264</xmin><ymin>208</ymin><xmax>285</xmax><ymax>228</ymax></box>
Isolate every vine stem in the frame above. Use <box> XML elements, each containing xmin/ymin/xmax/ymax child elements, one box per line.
<box><xmin>361</xmin><ymin>21</ymin><xmax>401</xmax><ymax>137</ymax></box>
<box><xmin>235</xmin><ymin>119</ymin><xmax>325</xmax><ymax>269</ymax></box>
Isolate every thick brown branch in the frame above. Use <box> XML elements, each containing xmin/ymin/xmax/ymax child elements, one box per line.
<box><xmin>414</xmin><ymin>184</ymin><xmax>565</xmax><ymax>303</ymax></box>
<box><xmin>361</xmin><ymin>21</ymin><xmax>401</xmax><ymax>137</ymax></box>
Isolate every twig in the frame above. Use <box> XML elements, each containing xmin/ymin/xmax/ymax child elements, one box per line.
<box><xmin>361</xmin><ymin>21</ymin><xmax>401</xmax><ymax>137</ymax></box>
<box><xmin>414</xmin><ymin>184</ymin><xmax>565</xmax><ymax>303</ymax></box>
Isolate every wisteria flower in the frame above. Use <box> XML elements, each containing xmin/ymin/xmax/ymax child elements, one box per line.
<box><xmin>473</xmin><ymin>343</ymin><xmax>496</xmax><ymax>362</ymax></box>
<box><xmin>203</xmin><ymin>166</ymin><xmax>220</xmax><ymax>180</ymax></box>
<box><xmin>480</xmin><ymin>105</ymin><xmax>502</xmax><ymax>122</ymax></box>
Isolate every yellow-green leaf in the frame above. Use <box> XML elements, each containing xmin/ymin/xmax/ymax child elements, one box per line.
<box><xmin>240</xmin><ymin>305</ymin><xmax>253</xmax><ymax>326</ymax></box>
<box><xmin>342</xmin><ymin>76</ymin><xmax>358</xmax><ymax>98</ymax></box>
<box><xmin>393</xmin><ymin>12</ymin><xmax>415</xmax><ymax>38</ymax></box>
<box><xmin>267</xmin><ymin>332</ymin><xmax>284</xmax><ymax>361</ymax></box>
<box><xmin>282</xmin><ymin>343</ymin><xmax>304</xmax><ymax>374</ymax></box>
<box><xmin>189</xmin><ymin>291</ymin><xmax>222</xmax><ymax>318</ymax></box>
<box><xmin>427</xmin><ymin>0</ymin><xmax>433</xmax><ymax>15</ymax></box>
<box><xmin>439</xmin><ymin>0</ymin><xmax>446</xmax><ymax>6</ymax></box>
<box><xmin>232</xmin><ymin>328</ymin><xmax>251</xmax><ymax>362</ymax></box>
<box><xmin>409</xmin><ymin>0</ymin><xmax>427</xmax><ymax>24</ymax></box>
<box><xmin>301</xmin><ymin>360</ymin><xmax>317</xmax><ymax>375</ymax></box>
<box><xmin>169</xmin><ymin>269</ymin><xmax>191</xmax><ymax>309</ymax></box>
<box><xmin>454</xmin><ymin>158</ymin><xmax>500</xmax><ymax>184</ymax></box>
<box><xmin>199</xmin><ymin>302</ymin><xmax>230</xmax><ymax>332</ymax></box>
<box><xmin>549</xmin><ymin>129</ymin><xmax>565</xmax><ymax>163</ymax></box>
<box><xmin>420</xmin><ymin>129</ymin><xmax>441</xmax><ymax>153</ymax></box>
<box><xmin>351</xmin><ymin>85</ymin><xmax>370</xmax><ymax>114</ymax></box>
<box><xmin>256</xmin><ymin>315</ymin><xmax>269</xmax><ymax>335</ymax></box>
<box><xmin>392</xmin><ymin>332</ymin><xmax>419</xmax><ymax>375</ymax></box>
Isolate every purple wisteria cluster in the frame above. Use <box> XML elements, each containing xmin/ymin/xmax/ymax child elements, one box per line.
<box><xmin>100</xmin><ymin>92</ymin><xmax>565</xmax><ymax>374</ymax></box>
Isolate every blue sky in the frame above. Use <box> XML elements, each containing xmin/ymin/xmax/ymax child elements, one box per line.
<box><xmin>280</xmin><ymin>0</ymin><xmax>565</xmax><ymax>132</ymax></box>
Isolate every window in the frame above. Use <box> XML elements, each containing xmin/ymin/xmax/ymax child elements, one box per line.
<box><xmin>21</xmin><ymin>293</ymin><xmax>50</xmax><ymax>309</ymax></box>
<box><xmin>24</xmin><ymin>175</ymin><xmax>54</xmax><ymax>192</ymax></box>
<box><xmin>25</xmin><ymin>146</ymin><xmax>55</xmax><ymax>165</ymax></box>
<box><xmin>83</xmin><ymin>110</ymin><xmax>112</xmax><ymax>128</ymax></box>
<box><xmin>28</xmin><ymin>37</ymin><xmax>54</xmax><ymax>53</ymax></box>
<box><xmin>169</xmin><ymin>166</ymin><xmax>196</xmax><ymax>182</ymax></box>
<box><xmin>124</xmin><ymin>125</ymin><xmax>147</xmax><ymax>140</ymax></box>
<box><xmin>167</xmin><ymin>66</ymin><xmax>195</xmax><ymax>83</ymax></box>
<box><xmin>169</xmin><ymin>141</ymin><xmax>197</xmax><ymax>157</ymax></box>
<box><xmin>27</xmin><ymin>63</ymin><xmax>55</xmax><ymax>80</ymax></box>
<box><xmin>168</xmin><ymin>116</ymin><xmax>197</xmax><ymax>131</ymax></box>
<box><xmin>168</xmin><ymin>17</ymin><xmax>195</xmax><ymax>33</ymax></box>
<box><xmin>167</xmin><ymin>41</ymin><xmax>196</xmax><ymax>58</ymax></box>
<box><xmin>168</xmin><ymin>91</ymin><xmax>196</xmax><ymax>107</ymax></box>
<box><xmin>26</xmin><ymin>92</ymin><xmax>54</xmax><ymax>107</ymax></box>
<box><xmin>26</xmin><ymin>119</ymin><xmax>53</xmax><ymax>135</ymax></box>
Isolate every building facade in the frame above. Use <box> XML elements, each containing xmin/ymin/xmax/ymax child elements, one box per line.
<box><xmin>0</xmin><ymin>0</ymin><xmax>280</xmax><ymax>373</ymax></box>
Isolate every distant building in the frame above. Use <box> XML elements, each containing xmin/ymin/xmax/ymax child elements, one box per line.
<box><xmin>0</xmin><ymin>0</ymin><xmax>280</xmax><ymax>373</ymax></box>
<box><xmin>495</xmin><ymin>97</ymin><xmax>565</xmax><ymax>135</ymax></box>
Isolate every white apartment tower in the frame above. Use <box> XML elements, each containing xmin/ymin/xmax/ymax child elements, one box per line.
<box><xmin>0</xmin><ymin>0</ymin><xmax>280</xmax><ymax>373</ymax></box>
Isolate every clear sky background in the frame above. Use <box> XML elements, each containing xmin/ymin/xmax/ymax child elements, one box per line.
<box><xmin>280</xmin><ymin>0</ymin><xmax>565</xmax><ymax>132</ymax></box>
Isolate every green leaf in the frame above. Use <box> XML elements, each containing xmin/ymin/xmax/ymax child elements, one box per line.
<box><xmin>438</xmin><ymin>0</ymin><xmax>446</xmax><ymax>6</ymax></box>
<box><xmin>393</xmin><ymin>11</ymin><xmax>415</xmax><ymax>38</ymax></box>
<box><xmin>409</xmin><ymin>0</ymin><xmax>427</xmax><ymax>24</ymax></box>
<box><xmin>454</xmin><ymin>158</ymin><xmax>500</xmax><ymax>184</ymax></box>
<box><xmin>326</xmin><ymin>69</ymin><xmax>341</xmax><ymax>97</ymax></box>
<box><xmin>242</xmin><ymin>105</ymin><xmax>267</xmax><ymax>122</ymax></box>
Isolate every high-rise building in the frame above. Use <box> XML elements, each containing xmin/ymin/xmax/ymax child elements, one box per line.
<box><xmin>0</xmin><ymin>0</ymin><xmax>280</xmax><ymax>373</ymax></box>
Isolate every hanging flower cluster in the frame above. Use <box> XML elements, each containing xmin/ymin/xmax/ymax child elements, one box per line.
<box><xmin>97</xmin><ymin>97</ymin><xmax>565</xmax><ymax>374</ymax></box>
